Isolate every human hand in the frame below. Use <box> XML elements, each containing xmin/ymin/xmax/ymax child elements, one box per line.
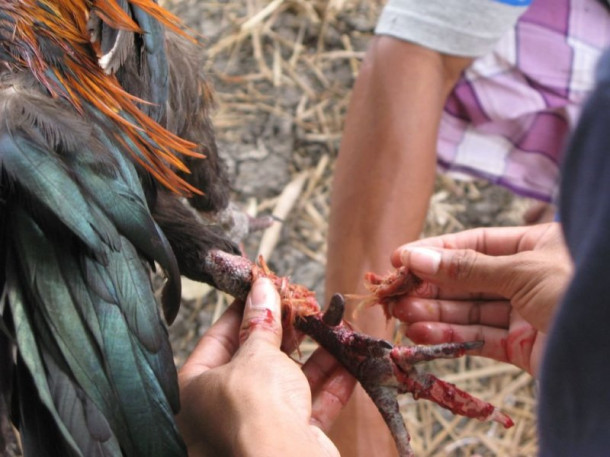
<box><xmin>390</xmin><ymin>222</ymin><xmax>572</xmax><ymax>377</ymax></box>
<box><xmin>176</xmin><ymin>277</ymin><xmax>354</xmax><ymax>457</ymax></box>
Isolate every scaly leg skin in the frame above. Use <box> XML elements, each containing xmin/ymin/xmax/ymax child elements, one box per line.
<box><xmin>391</xmin><ymin>344</ymin><xmax>513</xmax><ymax>427</ymax></box>
<box><xmin>203</xmin><ymin>250</ymin><xmax>513</xmax><ymax>457</ymax></box>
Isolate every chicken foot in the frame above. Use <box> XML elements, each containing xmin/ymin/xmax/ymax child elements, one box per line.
<box><xmin>203</xmin><ymin>249</ymin><xmax>513</xmax><ymax>457</ymax></box>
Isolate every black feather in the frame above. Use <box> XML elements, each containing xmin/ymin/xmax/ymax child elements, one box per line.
<box><xmin>0</xmin><ymin>70</ymin><xmax>187</xmax><ymax>455</ymax></box>
<box><xmin>0</xmin><ymin>2</ymin><xmax>242</xmax><ymax>455</ymax></box>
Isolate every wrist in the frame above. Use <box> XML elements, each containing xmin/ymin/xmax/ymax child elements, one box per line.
<box><xmin>235</xmin><ymin>419</ymin><xmax>296</xmax><ymax>456</ymax></box>
<box><xmin>235</xmin><ymin>417</ymin><xmax>329</xmax><ymax>457</ymax></box>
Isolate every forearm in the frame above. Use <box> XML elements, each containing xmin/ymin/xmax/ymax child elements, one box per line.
<box><xmin>325</xmin><ymin>36</ymin><xmax>473</xmax><ymax>454</ymax></box>
<box><xmin>326</xmin><ymin>35</ymin><xmax>470</xmax><ymax>333</ymax></box>
<box><xmin>235</xmin><ymin>420</ymin><xmax>337</xmax><ymax>457</ymax></box>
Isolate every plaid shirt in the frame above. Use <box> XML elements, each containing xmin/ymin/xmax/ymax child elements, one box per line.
<box><xmin>438</xmin><ymin>0</ymin><xmax>610</xmax><ymax>202</ymax></box>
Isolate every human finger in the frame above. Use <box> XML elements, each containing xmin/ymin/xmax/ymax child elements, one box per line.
<box><xmin>405</xmin><ymin>319</ymin><xmax>538</xmax><ymax>373</ymax></box>
<box><xmin>303</xmin><ymin>347</ymin><xmax>355</xmax><ymax>432</ymax></box>
<box><xmin>390</xmin><ymin>225</ymin><xmax>550</xmax><ymax>268</ymax></box>
<box><xmin>397</xmin><ymin>242</ymin><xmax>566</xmax><ymax>333</ymax></box>
<box><xmin>392</xmin><ymin>297</ymin><xmax>511</xmax><ymax>328</ymax></box>
<box><xmin>394</xmin><ymin>245</ymin><xmax>530</xmax><ymax>304</ymax></box>
<box><xmin>180</xmin><ymin>299</ymin><xmax>244</xmax><ymax>380</ymax></box>
<box><xmin>401</xmin><ymin>280</ymin><xmax>504</xmax><ymax>302</ymax></box>
<box><xmin>239</xmin><ymin>277</ymin><xmax>283</xmax><ymax>348</ymax></box>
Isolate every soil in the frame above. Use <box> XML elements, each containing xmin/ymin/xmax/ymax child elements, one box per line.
<box><xmin>1</xmin><ymin>2</ymin><xmax>542</xmax><ymax>456</ymax></box>
<box><xmin>165</xmin><ymin>3</ymin><xmax>540</xmax><ymax>456</ymax></box>
<box><xmin>168</xmin><ymin>0</ymin><xmax>537</xmax><ymax>457</ymax></box>
<box><xmin>165</xmin><ymin>0</ymin><xmax>534</xmax><ymax>366</ymax></box>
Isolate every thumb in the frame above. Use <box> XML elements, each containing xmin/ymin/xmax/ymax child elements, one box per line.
<box><xmin>398</xmin><ymin>246</ymin><xmax>520</xmax><ymax>298</ymax></box>
<box><xmin>239</xmin><ymin>277</ymin><xmax>283</xmax><ymax>348</ymax></box>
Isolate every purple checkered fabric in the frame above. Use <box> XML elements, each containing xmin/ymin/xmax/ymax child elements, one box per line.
<box><xmin>438</xmin><ymin>0</ymin><xmax>610</xmax><ymax>202</ymax></box>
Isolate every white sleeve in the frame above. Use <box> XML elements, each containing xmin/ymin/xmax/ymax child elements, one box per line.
<box><xmin>375</xmin><ymin>0</ymin><xmax>531</xmax><ymax>57</ymax></box>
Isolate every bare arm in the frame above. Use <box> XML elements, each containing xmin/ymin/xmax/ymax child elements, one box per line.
<box><xmin>325</xmin><ymin>35</ymin><xmax>472</xmax><ymax>456</ymax></box>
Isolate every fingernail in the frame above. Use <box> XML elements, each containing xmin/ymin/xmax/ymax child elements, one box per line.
<box><xmin>402</xmin><ymin>247</ymin><xmax>441</xmax><ymax>275</ymax></box>
<box><xmin>248</xmin><ymin>277</ymin><xmax>275</xmax><ymax>310</ymax></box>
<box><xmin>240</xmin><ymin>278</ymin><xmax>279</xmax><ymax>345</ymax></box>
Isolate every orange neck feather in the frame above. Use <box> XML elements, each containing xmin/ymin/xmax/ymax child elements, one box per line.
<box><xmin>9</xmin><ymin>0</ymin><xmax>203</xmax><ymax>196</ymax></box>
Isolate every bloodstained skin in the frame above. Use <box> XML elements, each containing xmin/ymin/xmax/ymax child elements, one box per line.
<box><xmin>362</xmin><ymin>267</ymin><xmax>423</xmax><ymax>319</ymax></box>
<box><xmin>239</xmin><ymin>308</ymin><xmax>276</xmax><ymax>344</ymax></box>
<box><xmin>204</xmin><ymin>250</ymin><xmax>513</xmax><ymax>457</ymax></box>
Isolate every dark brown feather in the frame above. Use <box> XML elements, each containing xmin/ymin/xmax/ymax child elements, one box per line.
<box><xmin>151</xmin><ymin>190</ymin><xmax>239</xmax><ymax>287</ymax></box>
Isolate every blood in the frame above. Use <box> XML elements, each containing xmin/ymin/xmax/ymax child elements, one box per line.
<box><xmin>204</xmin><ymin>249</ymin><xmax>515</xmax><ymax>456</ymax></box>
<box><xmin>504</xmin><ymin>326</ymin><xmax>537</xmax><ymax>363</ymax></box>
<box><xmin>441</xmin><ymin>326</ymin><xmax>455</xmax><ymax>342</ymax></box>
<box><xmin>260</xmin><ymin>308</ymin><xmax>274</xmax><ymax>325</ymax></box>
<box><xmin>239</xmin><ymin>309</ymin><xmax>278</xmax><ymax>343</ymax></box>
<box><xmin>362</xmin><ymin>268</ymin><xmax>423</xmax><ymax>319</ymax></box>
<box><xmin>394</xmin><ymin>372</ymin><xmax>513</xmax><ymax>428</ymax></box>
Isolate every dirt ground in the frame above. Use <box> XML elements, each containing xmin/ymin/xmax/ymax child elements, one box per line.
<box><xmin>165</xmin><ymin>1</ymin><xmax>541</xmax><ymax>456</ymax></box>
<box><xmin>1</xmin><ymin>2</ymin><xmax>541</xmax><ymax>457</ymax></box>
<box><xmin>166</xmin><ymin>0</ymin><xmax>533</xmax><ymax>357</ymax></box>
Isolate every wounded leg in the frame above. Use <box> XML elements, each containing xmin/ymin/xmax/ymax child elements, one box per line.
<box><xmin>391</xmin><ymin>341</ymin><xmax>483</xmax><ymax>365</ymax></box>
<box><xmin>202</xmin><ymin>250</ymin><xmax>513</xmax><ymax>457</ymax></box>
<box><xmin>394</xmin><ymin>368</ymin><xmax>514</xmax><ymax>427</ymax></box>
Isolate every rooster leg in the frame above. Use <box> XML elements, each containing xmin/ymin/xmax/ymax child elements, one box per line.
<box><xmin>368</xmin><ymin>385</ymin><xmax>415</xmax><ymax>457</ymax></box>
<box><xmin>202</xmin><ymin>250</ymin><xmax>513</xmax><ymax>457</ymax></box>
<box><xmin>151</xmin><ymin>190</ymin><xmax>240</xmax><ymax>285</ymax></box>
<box><xmin>293</xmin><ymin>316</ymin><xmax>514</xmax><ymax>456</ymax></box>
<box><xmin>291</xmin><ymin>314</ymin><xmax>414</xmax><ymax>457</ymax></box>
<box><xmin>196</xmin><ymin>202</ymin><xmax>277</xmax><ymax>247</ymax></box>
<box><xmin>391</xmin><ymin>341</ymin><xmax>483</xmax><ymax>365</ymax></box>
<box><xmin>322</xmin><ymin>293</ymin><xmax>346</xmax><ymax>327</ymax></box>
<box><xmin>394</xmin><ymin>368</ymin><xmax>513</xmax><ymax>427</ymax></box>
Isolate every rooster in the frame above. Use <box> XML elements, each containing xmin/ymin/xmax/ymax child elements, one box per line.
<box><xmin>0</xmin><ymin>1</ymin><xmax>242</xmax><ymax>455</ymax></box>
<box><xmin>0</xmin><ymin>3</ymin><xmax>521</xmax><ymax>457</ymax></box>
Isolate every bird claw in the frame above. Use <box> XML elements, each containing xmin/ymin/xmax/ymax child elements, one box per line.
<box><xmin>294</xmin><ymin>295</ymin><xmax>513</xmax><ymax>457</ymax></box>
<box><xmin>203</xmin><ymin>250</ymin><xmax>513</xmax><ymax>457</ymax></box>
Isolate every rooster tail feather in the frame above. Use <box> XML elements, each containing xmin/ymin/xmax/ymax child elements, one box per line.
<box><xmin>130</xmin><ymin>4</ymin><xmax>168</xmax><ymax>123</ymax></box>
<box><xmin>1</xmin><ymin>73</ymin><xmax>186</xmax><ymax>455</ymax></box>
<box><xmin>0</xmin><ymin>132</ymin><xmax>119</xmax><ymax>262</ymax></box>
<box><xmin>91</xmin><ymin>0</ymin><xmax>170</xmax><ymax>123</ymax></box>
<box><xmin>8</xmin><ymin>204</ymin><xmax>185</xmax><ymax>456</ymax></box>
<box><xmin>72</xmin><ymin>125</ymin><xmax>182</xmax><ymax>323</ymax></box>
<box><xmin>6</xmin><ymin>266</ymin><xmax>83</xmax><ymax>457</ymax></box>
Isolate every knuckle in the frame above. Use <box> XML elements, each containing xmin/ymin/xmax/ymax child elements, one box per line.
<box><xmin>468</xmin><ymin>302</ymin><xmax>482</xmax><ymax>324</ymax></box>
<box><xmin>446</xmin><ymin>249</ymin><xmax>477</xmax><ymax>281</ymax></box>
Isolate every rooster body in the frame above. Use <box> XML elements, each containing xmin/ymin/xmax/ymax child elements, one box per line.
<box><xmin>0</xmin><ymin>1</ymin><xmax>237</xmax><ymax>455</ymax></box>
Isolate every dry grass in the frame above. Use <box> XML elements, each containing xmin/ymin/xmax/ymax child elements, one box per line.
<box><xmin>0</xmin><ymin>2</ymin><xmax>540</xmax><ymax>457</ymax></box>
<box><xmin>168</xmin><ymin>1</ymin><xmax>539</xmax><ymax>456</ymax></box>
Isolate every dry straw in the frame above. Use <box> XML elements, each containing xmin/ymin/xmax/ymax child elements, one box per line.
<box><xmin>164</xmin><ymin>1</ymin><xmax>539</xmax><ymax>455</ymax></box>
